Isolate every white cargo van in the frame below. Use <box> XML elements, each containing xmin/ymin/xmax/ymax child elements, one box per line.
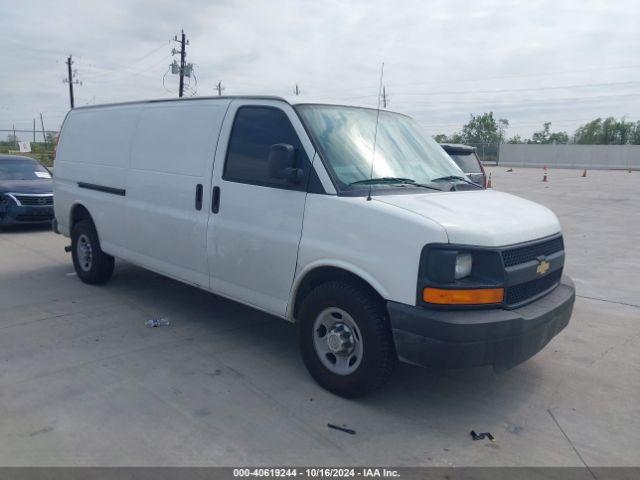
<box><xmin>53</xmin><ymin>96</ymin><xmax>574</xmax><ymax>397</ymax></box>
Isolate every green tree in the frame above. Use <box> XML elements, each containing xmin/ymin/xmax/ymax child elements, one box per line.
<box><xmin>574</xmin><ymin>118</ymin><xmax>602</xmax><ymax>144</ymax></box>
<box><xmin>630</xmin><ymin>121</ymin><xmax>640</xmax><ymax>145</ymax></box>
<box><xmin>573</xmin><ymin>117</ymin><xmax>637</xmax><ymax>144</ymax></box>
<box><xmin>45</xmin><ymin>131</ymin><xmax>57</xmax><ymax>145</ymax></box>
<box><xmin>460</xmin><ymin>112</ymin><xmax>508</xmax><ymax>145</ymax></box>
<box><xmin>530</xmin><ymin>122</ymin><xmax>569</xmax><ymax>144</ymax></box>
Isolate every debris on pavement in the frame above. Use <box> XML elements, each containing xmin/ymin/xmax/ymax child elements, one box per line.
<box><xmin>328</xmin><ymin>423</ymin><xmax>356</xmax><ymax>435</ymax></box>
<box><xmin>145</xmin><ymin>318</ymin><xmax>171</xmax><ymax>328</ymax></box>
<box><xmin>470</xmin><ymin>430</ymin><xmax>494</xmax><ymax>442</ymax></box>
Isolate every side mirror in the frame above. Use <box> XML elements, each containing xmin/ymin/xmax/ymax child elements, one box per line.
<box><xmin>268</xmin><ymin>143</ymin><xmax>303</xmax><ymax>183</ymax></box>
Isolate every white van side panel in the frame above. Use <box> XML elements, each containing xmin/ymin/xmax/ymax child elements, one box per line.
<box><xmin>124</xmin><ymin>100</ymin><xmax>231</xmax><ymax>287</ymax></box>
<box><xmin>290</xmin><ymin>194</ymin><xmax>449</xmax><ymax>318</ymax></box>
<box><xmin>54</xmin><ymin>105</ymin><xmax>141</xmax><ymax>248</ymax></box>
<box><xmin>207</xmin><ymin>99</ymin><xmax>311</xmax><ymax>317</ymax></box>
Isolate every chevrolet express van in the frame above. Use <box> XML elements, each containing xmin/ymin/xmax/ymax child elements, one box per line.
<box><xmin>53</xmin><ymin>96</ymin><xmax>574</xmax><ymax>397</ymax></box>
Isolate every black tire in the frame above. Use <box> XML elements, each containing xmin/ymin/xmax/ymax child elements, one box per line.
<box><xmin>299</xmin><ymin>280</ymin><xmax>397</xmax><ymax>398</ymax></box>
<box><xmin>71</xmin><ymin>219</ymin><xmax>114</xmax><ymax>284</ymax></box>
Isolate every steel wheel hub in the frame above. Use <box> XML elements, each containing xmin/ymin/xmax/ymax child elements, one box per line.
<box><xmin>326</xmin><ymin>323</ymin><xmax>355</xmax><ymax>354</ymax></box>
<box><xmin>313</xmin><ymin>307</ymin><xmax>363</xmax><ymax>376</ymax></box>
<box><xmin>77</xmin><ymin>233</ymin><xmax>93</xmax><ymax>272</ymax></box>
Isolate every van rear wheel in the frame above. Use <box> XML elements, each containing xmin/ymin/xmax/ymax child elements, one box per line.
<box><xmin>299</xmin><ymin>281</ymin><xmax>397</xmax><ymax>398</ymax></box>
<box><xmin>71</xmin><ymin>219</ymin><xmax>114</xmax><ymax>284</ymax></box>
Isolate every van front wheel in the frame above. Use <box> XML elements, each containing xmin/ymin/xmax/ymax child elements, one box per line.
<box><xmin>71</xmin><ymin>219</ymin><xmax>114</xmax><ymax>284</ymax></box>
<box><xmin>299</xmin><ymin>281</ymin><xmax>397</xmax><ymax>398</ymax></box>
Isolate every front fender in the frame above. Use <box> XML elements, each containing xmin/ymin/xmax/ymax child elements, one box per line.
<box><xmin>286</xmin><ymin>259</ymin><xmax>391</xmax><ymax>322</ymax></box>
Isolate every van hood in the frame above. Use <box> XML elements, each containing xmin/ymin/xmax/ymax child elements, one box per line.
<box><xmin>374</xmin><ymin>190</ymin><xmax>561</xmax><ymax>247</ymax></box>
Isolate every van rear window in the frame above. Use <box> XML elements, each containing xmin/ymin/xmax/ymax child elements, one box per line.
<box><xmin>449</xmin><ymin>153</ymin><xmax>482</xmax><ymax>173</ymax></box>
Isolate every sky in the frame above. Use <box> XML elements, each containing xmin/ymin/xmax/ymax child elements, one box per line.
<box><xmin>1</xmin><ymin>0</ymin><xmax>639</xmax><ymax>141</ymax></box>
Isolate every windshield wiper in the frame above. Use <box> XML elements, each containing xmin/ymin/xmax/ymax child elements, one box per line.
<box><xmin>349</xmin><ymin>177</ymin><xmax>443</xmax><ymax>191</ymax></box>
<box><xmin>430</xmin><ymin>175</ymin><xmax>482</xmax><ymax>188</ymax></box>
<box><xmin>349</xmin><ymin>177</ymin><xmax>416</xmax><ymax>185</ymax></box>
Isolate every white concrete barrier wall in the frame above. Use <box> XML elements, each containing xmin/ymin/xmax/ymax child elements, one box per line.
<box><xmin>498</xmin><ymin>144</ymin><xmax>640</xmax><ymax>170</ymax></box>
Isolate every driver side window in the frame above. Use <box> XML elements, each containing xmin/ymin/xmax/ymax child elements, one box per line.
<box><xmin>223</xmin><ymin>106</ymin><xmax>308</xmax><ymax>189</ymax></box>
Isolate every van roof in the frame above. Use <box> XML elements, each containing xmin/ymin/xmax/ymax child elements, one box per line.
<box><xmin>72</xmin><ymin>95</ymin><xmax>291</xmax><ymax>111</ymax></box>
<box><xmin>70</xmin><ymin>96</ymin><xmax>407</xmax><ymax>117</ymax></box>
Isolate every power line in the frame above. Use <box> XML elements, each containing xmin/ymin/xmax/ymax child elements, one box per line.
<box><xmin>80</xmin><ymin>40</ymin><xmax>172</xmax><ymax>79</ymax></box>
<box><xmin>337</xmin><ymin>80</ymin><xmax>640</xmax><ymax>101</ymax></box>
<box><xmin>388</xmin><ymin>63</ymin><xmax>640</xmax><ymax>90</ymax></box>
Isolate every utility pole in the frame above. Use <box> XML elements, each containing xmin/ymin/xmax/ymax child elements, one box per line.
<box><xmin>33</xmin><ymin>118</ymin><xmax>36</xmax><ymax>143</ymax></box>
<box><xmin>381</xmin><ymin>86</ymin><xmax>388</xmax><ymax>108</ymax></box>
<box><xmin>63</xmin><ymin>55</ymin><xmax>81</xmax><ymax>109</ymax></box>
<box><xmin>215</xmin><ymin>81</ymin><xmax>225</xmax><ymax>96</ymax></box>
<box><xmin>171</xmin><ymin>30</ymin><xmax>192</xmax><ymax>97</ymax></box>
<box><xmin>294</xmin><ymin>84</ymin><xmax>301</xmax><ymax>96</ymax></box>
<box><xmin>178</xmin><ymin>30</ymin><xmax>186</xmax><ymax>97</ymax></box>
<box><xmin>39</xmin><ymin>113</ymin><xmax>47</xmax><ymax>151</ymax></box>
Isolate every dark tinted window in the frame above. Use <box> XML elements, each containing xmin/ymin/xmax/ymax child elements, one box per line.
<box><xmin>224</xmin><ymin>106</ymin><xmax>306</xmax><ymax>187</ymax></box>
<box><xmin>0</xmin><ymin>158</ymin><xmax>51</xmax><ymax>180</ymax></box>
<box><xmin>449</xmin><ymin>153</ymin><xmax>482</xmax><ymax>173</ymax></box>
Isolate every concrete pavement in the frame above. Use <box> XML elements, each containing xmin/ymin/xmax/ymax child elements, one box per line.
<box><xmin>0</xmin><ymin>167</ymin><xmax>638</xmax><ymax>466</ymax></box>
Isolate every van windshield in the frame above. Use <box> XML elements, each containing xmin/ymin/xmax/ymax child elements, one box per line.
<box><xmin>296</xmin><ymin>105</ymin><xmax>466</xmax><ymax>190</ymax></box>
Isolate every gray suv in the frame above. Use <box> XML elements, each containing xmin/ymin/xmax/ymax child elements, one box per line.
<box><xmin>440</xmin><ymin>144</ymin><xmax>487</xmax><ymax>188</ymax></box>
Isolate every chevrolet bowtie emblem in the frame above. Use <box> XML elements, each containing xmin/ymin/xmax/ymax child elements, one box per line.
<box><xmin>536</xmin><ymin>260</ymin><xmax>550</xmax><ymax>276</ymax></box>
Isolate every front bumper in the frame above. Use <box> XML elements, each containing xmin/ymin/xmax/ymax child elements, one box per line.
<box><xmin>388</xmin><ymin>276</ymin><xmax>575</xmax><ymax>370</ymax></box>
<box><xmin>0</xmin><ymin>204</ymin><xmax>54</xmax><ymax>225</ymax></box>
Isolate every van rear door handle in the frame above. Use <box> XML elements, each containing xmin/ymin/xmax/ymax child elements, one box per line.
<box><xmin>195</xmin><ymin>184</ymin><xmax>203</xmax><ymax>210</ymax></box>
<box><xmin>212</xmin><ymin>186</ymin><xmax>220</xmax><ymax>213</ymax></box>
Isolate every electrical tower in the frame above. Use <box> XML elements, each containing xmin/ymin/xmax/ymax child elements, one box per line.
<box><xmin>215</xmin><ymin>81</ymin><xmax>225</xmax><ymax>96</ymax></box>
<box><xmin>63</xmin><ymin>55</ymin><xmax>82</xmax><ymax>109</ymax></box>
<box><xmin>170</xmin><ymin>30</ymin><xmax>193</xmax><ymax>97</ymax></box>
<box><xmin>294</xmin><ymin>84</ymin><xmax>301</xmax><ymax>96</ymax></box>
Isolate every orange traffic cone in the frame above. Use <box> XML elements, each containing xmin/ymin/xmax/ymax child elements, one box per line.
<box><xmin>486</xmin><ymin>173</ymin><xmax>492</xmax><ymax>188</ymax></box>
<box><xmin>581</xmin><ymin>169</ymin><xmax>587</xmax><ymax>177</ymax></box>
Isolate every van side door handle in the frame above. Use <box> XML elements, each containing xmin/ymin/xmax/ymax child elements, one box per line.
<box><xmin>195</xmin><ymin>184</ymin><xmax>203</xmax><ymax>210</ymax></box>
<box><xmin>212</xmin><ymin>186</ymin><xmax>221</xmax><ymax>213</ymax></box>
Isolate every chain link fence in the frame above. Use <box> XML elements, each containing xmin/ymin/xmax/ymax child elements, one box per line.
<box><xmin>0</xmin><ymin>129</ymin><xmax>59</xmax><ymax>167</ymax></box>
<box><xmin>463</xmin><ymin>143</ymin><xmax>501</xmax><ymax>165</ymax></box>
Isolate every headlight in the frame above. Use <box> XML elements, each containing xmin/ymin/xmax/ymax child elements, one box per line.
<box><xmin>454</xmin><ymin>253</ymin><xmax>473</xmax><ymax>279</ymax></box>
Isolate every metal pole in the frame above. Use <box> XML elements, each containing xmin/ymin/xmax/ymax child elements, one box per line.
<box><xmin>178</xmin><ymin>30</ymin><xmax>186</xmax><ymax>98</ymax></box>
<box><xmin>67</xmin><ymin>55</ymin><xmax>75</xmax><ymax>109</ymax></box>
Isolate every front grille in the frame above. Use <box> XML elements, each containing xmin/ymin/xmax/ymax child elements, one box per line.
<box><xmin>505</xmin><ymin>269</ymin><xmax>562</xmax><ymax>306</ymax></box>
<box><xmin>502</xmin><ymin>236</ymin><xmax>564</xmax><ymax>267</ymax></box>
<box><xmin>14</xmin><ymin>194</ymin><xmax>53</xmax><ymax>206</ymax></box>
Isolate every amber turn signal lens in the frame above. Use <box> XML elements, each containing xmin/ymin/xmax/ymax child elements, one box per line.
<box><xmin>423</xmin><ymin>287</ymin><xmax>504</xmax><ymax>305</ymax></box>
